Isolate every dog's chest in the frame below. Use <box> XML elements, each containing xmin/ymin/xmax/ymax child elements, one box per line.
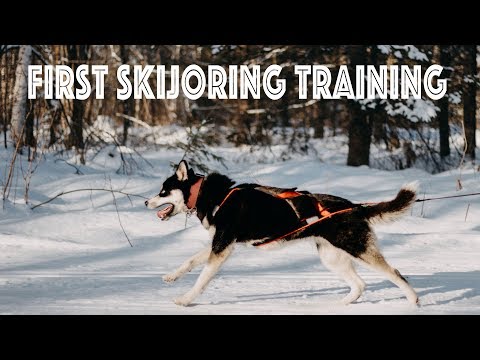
<box><xmin>202</xmin><ymin>216</ymin><xmax>217</xmax><ymax>239</ymax></box>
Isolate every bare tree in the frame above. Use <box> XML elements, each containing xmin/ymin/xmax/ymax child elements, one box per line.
<box><xmin>463</xmin><ymin>45</ymin><xmax>477</xmax><ymax>160</ymax></box>
<box><xmin>347</xmin><ymin>45</ymin><xmax>371</xmax><ymax>166</ymax></box>
<box><xmin>438</xmin><ymin>45</ymin><xmax>451</xmax><ymax>158</ymax></box>
<box><xmin>10</xmin><ymin>45</ymin><xmax>33</xmax><ymax>150</ymax></box>
<box><xmin>312</xmin><ymin>101</ymin><xmax>325</xmax><ymax>139</ymax></box>
<box><xmin>68</xmin><ymin>45</ymin><xmax>89</xmax><ymax>164</ymax></box>
<box><xmin>120</xmin><ymin>45</ymin><xmax>135</xmax><ymax>145</ymax></box>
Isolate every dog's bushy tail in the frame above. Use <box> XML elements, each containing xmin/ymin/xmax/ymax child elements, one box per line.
<box><xmin>362</xmin><ymin>182</ymin><xmax>418</xmax><ymax>224</ymax></box>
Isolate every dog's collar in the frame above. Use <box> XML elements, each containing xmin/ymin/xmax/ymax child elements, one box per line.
<box><xmin>187</xmin><ymin>175</ymin><xmax>204</xmax><ymax>210</ymax></box>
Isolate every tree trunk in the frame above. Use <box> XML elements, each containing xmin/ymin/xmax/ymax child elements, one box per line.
<box><xmin>330</xmin><ymin>102</ymin><xmax>338</xmax><ymax>136</ymax></box>
<box><xmin>120</xmin><ymin>45</ymin><xmax>134</xmax><ymax>145</ymax></box>
<box><xmin>347</xmin><ymin>45</ymin><xmax>371</xmax><ymax>166</ymax></box>
<box><xmin>369</xmin><ymin>46</ymin><xmax>386</xmax><ymax>146</ymax></box>
<box><xmin>372</xmin><ymin>111</ymin><xmax>386</xmax><ymax>145</ymax></box>
<box><xmin>68</xmin><ymin>45</ymin><xmax>88</xmax><ymax>164</ymax></box>
<box><xmin>439</xmin><ymin>46</ymin><xmax>451</xmax><ymax>158</ymax></box>
<box><xmin>463</xmin><ymin>45</ymin><xmax>477</xmax><ymax>160</ymax></box>
<box><xmin>10</xmin><ymin>45</ymin><xmax>33</xmax><ymax>149</ymax></box>
<box><xmin>312</xmin><ymin>101</ymin><xmax>324</xmax><ymax>139</ymax></box>
<box><xmin>2</xmin><ymin>49</ymin><xmax>9</xmax><ymax>149</ymax></box>
<box><xmin>25</xmin><ymin>98</ymin><xmax>35</xmax><ymax>148</ymax></box>
<box><xmin>48</xmin><ymin>103</ymin><xmax>62</xmax><ymax>147</ymax></box>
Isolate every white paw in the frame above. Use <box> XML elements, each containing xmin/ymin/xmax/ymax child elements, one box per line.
<box><xmin>340</xmin><ymin>297</ymin><xmax>353</xmax><ymax>306</ymax></box>
<box><xmin>174</xmin><ymin>295</ymin><xmax>193</xmax><ymax>307</ymax></box>
<box><xmin>341</xmin><ymin>292</ymin><xmax>362</xmax><ymax>305</ymax></box>
<box><xmin>162</xmin><ymin>273</ymin><xmax>178</xmax><ymax>283</ymax></box>
<box><xmin>409</xmin><ymin>295</ymin><xmax>420</xmax><ymax>306</ymax></box>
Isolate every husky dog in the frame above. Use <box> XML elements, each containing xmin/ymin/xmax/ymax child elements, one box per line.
<box><xmin>146</xmin><ymin>160</ymin><xmax>419</xmax><ymax>307</ymax></box>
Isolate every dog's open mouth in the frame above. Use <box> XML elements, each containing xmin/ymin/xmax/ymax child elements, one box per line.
<box><xmin>157</xmin><ymin>203</ymin><xmax>174</xmax><ymax>220</ymax></box>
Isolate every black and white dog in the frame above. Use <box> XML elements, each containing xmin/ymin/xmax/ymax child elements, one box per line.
<box><xmin>146</xmin><ymin>160</ymin><xmax>419</xmax><ymax>306</ymax></box>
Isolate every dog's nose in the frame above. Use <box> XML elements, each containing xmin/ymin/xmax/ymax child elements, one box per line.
<box><xmin>145</xmin><ymin>200</ymin><xmax>148</xmax><ymax>206</ymax></box>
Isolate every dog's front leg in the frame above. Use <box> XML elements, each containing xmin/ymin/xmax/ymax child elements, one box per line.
<box><xmin>163</xmin><ymin>247</ymin><xmax>211</xmax><ymax>283</ymax></box>
<box><xmin>174</xmin><ymin>244</ymin><xmax>234</xmax><ymax>306</ymax></box>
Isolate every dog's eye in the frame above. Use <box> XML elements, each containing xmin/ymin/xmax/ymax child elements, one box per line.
<box><xmin>159</xmin><ymin>190</ymin><xmax>167</xmax><ymax>196</ymax></box>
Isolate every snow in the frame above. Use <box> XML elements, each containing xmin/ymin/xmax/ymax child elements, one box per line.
<box><xmin>383</xmin><ymin>98</ymin><xmax>439</xmax><ymax>123</ymax></box>
<box><xmin>1</xmin><ymin>136</ymin><xmax>479</xmax><ymax>314</ymax></box>
<box><xmin>448</xmin><ymin>91</ymin><xmax>462</xmax><ymax>105</ymax></box>
<box><xmin>377</xmin><ymin>45</ymin><xmax>429</xmax><ymax>62</ymax></box>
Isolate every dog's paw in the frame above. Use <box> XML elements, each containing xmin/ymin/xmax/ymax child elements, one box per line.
<box><xmin>174</xmin><ymin>295</ymin><xmax>193</xmax><ymax>307</ymax></box>
<box><xmin>162</xmin><ymin>273</ymin><xmax>178</xmax><ymax>283</ymax></box>
<box><xmin>340</xmin><ymin>291</ymin><xmax>362</xmax><ymax>305</ymax></box>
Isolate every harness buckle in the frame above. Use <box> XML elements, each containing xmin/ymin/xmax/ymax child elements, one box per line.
<box><xmin>305</xmin><ymin>216</ymin><xmax>319</xmax><ymax>224</ymax></box>
<box><xmin>184</xmin><ymin>207</ymin><xmax>197</xmax><ymax>229</ymax></box>
<box><xmin>186</xmin><ymin>207</ymin><xmax>197</xmax><ymax>217</ymax></box>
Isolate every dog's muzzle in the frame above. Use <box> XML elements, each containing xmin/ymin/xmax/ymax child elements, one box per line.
<box><xmin>156</xmin><ymin>203</ymin><xmax>174</xmax><ymax>220</ymax></box>
<box><xmin>145</xmin><ymin>198</ymin><xmax>175</xmax><ymax>221</ymax></box>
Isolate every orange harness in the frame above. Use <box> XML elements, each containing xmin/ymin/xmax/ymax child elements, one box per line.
<box><xmin>217</xmin><ymin>188</ymin><xmax>355</xmax><ymax>247</ymax></box>
<box><xmin>218</xmin><ymin>187</ymin><xmax>241</xmax><ymax>208</ymax></box>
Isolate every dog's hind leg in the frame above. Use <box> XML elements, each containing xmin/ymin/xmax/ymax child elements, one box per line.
<box><xmin>316</xmin><ymin>239</ymin><xmax>366</xmax><ymax>305</ymax></box>
<box><xmin>163</xmin><ymin>247</ymin><xmax>211</xmax><ymax>283</ymax></box>
<box><xmin>356</xmin><ymin>240</ymin><xmax>419</xmax><ymax>305</ymax></box>
<box><xmin>174</xmin><ymin>244</ymin><xmax>234</xmax><ymax>306</ymax></box>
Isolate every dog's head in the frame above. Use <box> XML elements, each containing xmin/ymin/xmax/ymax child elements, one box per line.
<box><xmin>145</xmin><ymin>160</ymin><xmax>201</xmax><ymax>220</ymax></box>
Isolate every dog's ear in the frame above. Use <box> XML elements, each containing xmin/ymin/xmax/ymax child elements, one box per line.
<box><xmin>187</xmin><ymin>167</ymin><xmax>196</xmax><ymax>179</ymax></box>
<box><xmin>176</xmin><ymin>160</ymin><xmax>189</xmax><ymax>181</ymax></box>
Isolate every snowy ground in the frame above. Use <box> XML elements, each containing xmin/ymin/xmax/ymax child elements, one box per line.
<box><xmin>1</xmin><ymin>140</ymin><xmax>479</xmax><ymax>314</ymax></box>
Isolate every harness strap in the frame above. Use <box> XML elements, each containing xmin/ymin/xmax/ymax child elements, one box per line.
<box><xmin>253</xmin><ymin>207</ymin><xmax>354</xmax><ymax>247</ymax></box>
<box><xmin>218</xmin><ymin>188</ymin><xmax>301</xmax><ymax>210</ymax></box>
<box><xmin>316</xmin><ymin>202</ymin><xmax>332</xmax><ymax>217</ymax></box>
<box><xmin>276</xmin><ymin>191</ymin><xmax>303</xmax><ymax>199</ymax></box>
<box><xmin>186</xmin><ymin>176</ymin><xmax>204</xmax><ymax>210</ymax></box>
<box><xmin>218</xmin><ymin>187</ymin><xmax>241</xmax><ymax>209</ymax></box>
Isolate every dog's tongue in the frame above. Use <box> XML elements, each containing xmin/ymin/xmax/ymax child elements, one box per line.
<box><xmin>157</xmin><ymin>204</ymin><xmax>173</xmax><ymax>220</ymax></box>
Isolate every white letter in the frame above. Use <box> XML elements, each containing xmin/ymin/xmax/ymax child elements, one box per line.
<box><xmin>312</xmin><ymin>65</ymin><xmax>332</xmax><ymax>99</ymax></box>
<box><xmin>156</xmin><ymin>65</ymin><xmax>166</xmax><ymax>99</ymax></box>
<box><xmin>117</xmin><ymin>65</ymin><xmax>132</xmax><ymax>100</ymax></box>
<box><xmin>240</xmin><ymin>65</ymin><xmax>260</xmax><ymax>99</ymax></box>
<box><xmin>355</xmin><ymin>66</ymin><xmax>365</xmax><ymax>99</ymax></box>
<box><xmin>333</xmin><ymin>65</ymin><xmax>354</xmax><ymax>99</ymax></box>
<box><xmin>75</xmin><ymin>64</ymin><xmax>91</xmax><ymax>100</ymax></box>
<box><xmin>229</xmin><ymin>65</ymin><xmax>238</xmax><ymax>99</ymax></box>
<box><xmin>401</xmin><ymin>65</ymin><xmax>421</xmax><ymax>99</ymax></box>
<box><xmin>167</xmin><ymin>65</ymin><xmax>179</xmax><ymax>99</ymax></box>
<box><xmin>390</xmin><ymin>65</ymin><xmax>399</xmax><ymax>99</ymax></box>
<box><xmin>182</xmin><ymin>65</ymin><xmax>206</xmax><ymax>100</ymax></box>
<box><xmin>56</xmin><ymin>65</ymin><xmax>75</xmax><ymax>99</ymax></box>
<box><xmin>45</xmin><ymin>65</ymin><xmax>54</xmax><ymax>99</ymax></box>
<box><xmin>424</xmin><ymin>65</ymin><xmax>447</xmax><ymax>100</ymax></box>
<box><xmin>92</xmin><ymin>65</ymin><xmax>108</xmax><ymax>99</ymax></box>
<box><xmin>295</xmin><ymin>65</ymin><xmax>311</xmax><ymax>99</ymax></box>
<box><xmin>208</xmin><ymin>65</ymin><xmax>227</xmax><ymax>99</ymax></box>
<box><xmin>134</xmin><ymin>65</ymin><xmax>155</xmax><ymax>100</ymax></box>
<box><xmin>263</xmin><ymin>65</ymin><xmax>286</xmax><ymax>100</ymax></box>
<box><xmin>28</xmin><ymin>65</ymin><xmax>42</xmax><ymax>99</ymax></box>
<box><xmin>367</xmin><ymin>65</ymin><xmax>388</xmax><ymax>99</ymax></box>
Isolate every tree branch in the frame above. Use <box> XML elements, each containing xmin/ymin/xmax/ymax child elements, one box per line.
<box><xmin>108</xmin><ymin>176</ymin><xmax>133</xmax><ymax>247</ymax></box>
<box><xmin>54</xmin><ymin>158</ymin><xmax>84</xmax><ymax>175</ymax></box>
<box><xmin>31</xmin><ymin>188</ymin><xmax>148</xmax><ymax>210</ymax></box>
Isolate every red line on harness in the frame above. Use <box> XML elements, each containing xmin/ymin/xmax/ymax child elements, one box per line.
<box><xmin>254</xmin><ymin>207</ymin><xmax>354</xmax><ymax>247</ymax></box>
<box><xmin>316</xmin><ymin>202</ymin><xmax>332</xmax><ymax>217</ymax></box>
<box><xmin>218</xmin><ymin>188</ymin><xmax>241</xmax><ymax>209</ymax></box>
<box><xmin>276</xmin><ymin>191</ymin><xmax>303</xmax><ymax>199</ymax></box>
